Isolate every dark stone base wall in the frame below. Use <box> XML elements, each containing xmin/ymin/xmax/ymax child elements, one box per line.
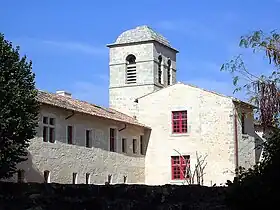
<box><xmin>0</xmin><ymin>182</ymin><xmax>229</xmax><ymax>209</ymax></box>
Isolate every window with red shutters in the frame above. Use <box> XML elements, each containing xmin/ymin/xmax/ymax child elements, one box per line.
<box><xmin>110</xmin><ymin>128</ymin><xmax>115</xmax><ymax>152</ymax></box>
<box><xmin>172</xmin><ymin>111</ymin><xmax>188</xmax><ymax>133</ymax></box>
<box><xmin>171</xmin><ymin>155</ymin><xmax>190</xmax><ymax>180</ymax></box>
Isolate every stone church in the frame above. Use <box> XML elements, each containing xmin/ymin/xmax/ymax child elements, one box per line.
<box><xmin>8</xmin><ymin>25</ymin><xmax>262</xmax><ymax>186</ymax></box>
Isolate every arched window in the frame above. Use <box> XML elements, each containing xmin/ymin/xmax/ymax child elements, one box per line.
<box><xmin>167</xmin><ymin>59</ymin><xmax>171</xmax><ymax>85</ymax></box>
<box><xmin>158</xmin><ymin>55</ymin><xmax>162</xmax><ymax>84</ymax></box>
<box><xmin>44</xmin><ymin>170</ymin><xmax>50</xmax><ymax>183</ymax></box>
<box><xmin>126</xmin><ymin>54</ymin><xmax>137</xmax><ymax>84</ymax></box>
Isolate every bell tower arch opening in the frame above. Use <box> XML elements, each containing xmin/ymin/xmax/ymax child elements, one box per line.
<box><xmin>126</xmin><ymin>54</ymin><xmax>137</xmax><ymax>84</ymax></box>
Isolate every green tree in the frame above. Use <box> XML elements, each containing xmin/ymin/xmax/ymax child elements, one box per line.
<box><xmin>221</xmin><ymin>30</ymin><xmax>280</xmax><ymax>128</ymax></box>
<box><xmin>221</xmin><ymin>30</ymin><xmax>280</xmax><ymax>209</ymax></box>
<box><xmin>0</xmin><ymin>33</ymin><xmax>40</xmax><ymax>179</ymax></box>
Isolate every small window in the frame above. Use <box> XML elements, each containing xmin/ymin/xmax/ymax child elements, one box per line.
<box><xmin>241</xmin><ymin>113</ymin><xmax>246</xmax><ymax>134</ymax></box>
<box><xmin>171</xmin><ymin>155</ymin><xmax>190</xmax><ymax>180</ymax></box>
<box><xmin>17</xmin><ymin>169</ymin><xmax>24</xmax><ymax>183</ymax></box>
<box><xmin>43</xmin><ymin>126</ymin><xmax>48</xmax><ymax>142</ymax></box>
<box><xmin>49</xmin><ymin>127</ymin><xmax>55</xmax><ymax>143</ymax></box>
<box><xmin>86</xmin><ymin>173</ymin><xmax>90</xmax><ymax>184</ymax></box>
<box><xmin>43</xmin><ymin>116</ymin><xmax>48</xmax><ymax>124</ymax></box>
<box><xmin>85</xmin><ymin>130</ymin><xmax>92</xmax><ymax>148</ymax></box>
<box><xmin>122</xmin><ymin>138</ymin><xmax>127</xmax><ymax>153</ymax></box>
<box><xmin>172</xmin><ymin>111</ymin><xmax>188</xmax><ymax>133</ymax></box>
<box><xmin>42</xmin><ymin>116</ymin><xmax>56</xmax><ymax>143</ymax></box>
<box><xmin>167</xmin><ymin>59</ymin><xmax>171</xmax><ymax>85</ymax></box>
<box><xmin>158</xmin><ymin>55</ymin><xmax>162</xmax><ymax>84</ymax></box>
<box><xmin>140</xmin><ymin>135</ymin><xmax>144</xmax><ymax>155</ymax></box>
<box><xmin>126</xmin><ymin>54</ymin><xmax>136</xmax><ymax>64</ymax></box>
<box><xmin>132</xmin><ymin>139</ymin><xmax>137</xmax><ymax>154</ymax></box>
<box><xmin>126</xmin><ymin>54</ymin><xmax>137</xmax><ymax>84</ymax></box>
<box><xmin>73</xmin><ymin>173</ymin><xmax>77</xmax><ymax>184</ymax></box>
<box><xmin>67</xmin><ymin>126</ymin><xmax>73</xmax><ymax>144</ymax></box>
<box><xmin>49</xmin><ymin>118</ymin><xmax>55</xmax><ymax>125</ymax></box>
<box><xmin>110</xmin><ymin>128</ymin><xmax>116</xmax><ymax>152</ymax></box>
<box><xmin>44</xmin><ymin>170</ymin><xmax>50</xmax><ymax>183</ymax></box>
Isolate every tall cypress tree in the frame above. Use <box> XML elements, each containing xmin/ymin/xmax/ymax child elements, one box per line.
<box><xmin>0</xmin><ymin>33</ymin><xmax>40</xmax><ymax>179</ymax></box>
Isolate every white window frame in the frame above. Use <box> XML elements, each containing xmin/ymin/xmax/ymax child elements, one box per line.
<box><xmin>42</xmin><ymin>115</ymin><xmax>56</xmax><ymax>143</ymax></box>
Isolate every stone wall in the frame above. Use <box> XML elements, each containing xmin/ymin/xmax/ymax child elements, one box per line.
<box><xmin>235</xmin><ymin>104</ymin><xmax>257</xmax><ymax>169</ymax></box>
<box><xmin>7</xmin><ymin>104</ymin><xmax>146</xmax><ymax>184</ymax></box>
<box><xmin>137</xmin><ymin>83</ymin><xmax>255</xmax><ymax>186</ymax></box>
<box><xmin>108</xmin><ymin>39</ymin><xmax>177</xmax><ymax>117</ymax></box>
<box><xmin>0</xmin><ymin>182</ymin><xmax>229</xmax><ymax>210</ymax></box>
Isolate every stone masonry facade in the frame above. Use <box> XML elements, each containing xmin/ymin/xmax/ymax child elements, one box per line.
<box><xmin>9</xmin><ymin>104</ymin><xmax>146</xmax><ymax>184</ymax></box>
<box><xmin>136</xmin><ymin>83</ymin><xmax>256</xmax><ymax>186</ymax></box>
<box><xmin>6</xmin><ymin>25</ymin><xmax>259</xmax><ymax>186</ymax></box>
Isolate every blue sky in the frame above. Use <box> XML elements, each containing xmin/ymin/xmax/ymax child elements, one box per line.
<box><xmin>1</xmin><ymin>0</ymin><xmax>279</xmax><ymax>107</ymax></box>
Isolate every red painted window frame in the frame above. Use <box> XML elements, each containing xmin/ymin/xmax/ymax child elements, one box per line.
<box><xmin>171</xmin><ymin>155</ymin><xmax>190</xmax><ymax>180</ymax></box>
<box><xmin>172</xmin><ymin>111</ymin><xmax>188</xmax><ymax>133</ymax></box>
<box><xmin>110</xmin><ymin>128</ymin><xmax>115</xmax><ymax>152</ymax></box>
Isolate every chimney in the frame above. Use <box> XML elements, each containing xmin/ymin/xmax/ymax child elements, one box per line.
<box><xmin>56</xmin><ymin>90</ymin><xmax>72</xmax><ymax>98</ymax></box>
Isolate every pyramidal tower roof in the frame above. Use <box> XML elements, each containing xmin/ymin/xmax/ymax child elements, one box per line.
<box><xmin>107</xmin><ymin>25</ymin><xmax>177</xmax><ymax>51</ymax></box>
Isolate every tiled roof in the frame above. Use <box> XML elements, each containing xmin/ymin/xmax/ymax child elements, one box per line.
<box><xmin>37</xmin><ymin>90</ymin><xmax>149</xmax><ymax>128</ymax></box>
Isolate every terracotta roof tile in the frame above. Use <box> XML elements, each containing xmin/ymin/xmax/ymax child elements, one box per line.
<box><xmin>37</xmin><ymin>90</ymin><xmax>149</xmax><ymax>128</ymax></box>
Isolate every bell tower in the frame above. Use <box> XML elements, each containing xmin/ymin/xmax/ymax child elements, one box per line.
<box><xmin>107</xmin><ymin>25</ymin><xmax>179</xmax><ymax>117</ymax></box>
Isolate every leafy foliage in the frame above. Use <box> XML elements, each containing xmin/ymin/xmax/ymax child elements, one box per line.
<box><xmin>221</xmin><ymin>30</ymin><xmax>280</xmax><ymax>128</ymax></box>
<box><xmin>222</xmin><ymin>29</ymin><xmax>280</xmax><ymax>209</ymax></box>
<box><xmin>0</xmin><ymin>33</ymin><xmax>40</xmax><ymax>179</ymax></box>
<box><xmin>226</xmin><ymin>128</ymin><xmax>280</xmax><ymax>209</ymax></box>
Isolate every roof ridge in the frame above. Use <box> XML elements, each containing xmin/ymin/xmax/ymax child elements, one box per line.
<box><xmin>136</xmin><ymin>82</ymin><xmax>256</xmax><ymax>108</ymax></box>
<box><xmin>38</xmin><ymin>90</ymin><xmax>109</xmax><ymax>111</ymax></box>
<box><xmin>37</xmin><ymin>90</ymin><xmax>150</xmax><ymax>128</ymax></box>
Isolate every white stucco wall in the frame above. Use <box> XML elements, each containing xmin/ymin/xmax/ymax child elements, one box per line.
<box><xmin>136</xmin><ymin>83</ymin><xmax>256</xmax><ymax>186</ymax></box>
<box><xmin>9</xmin><ymin>104</ymin><xmax>146</xmax><ymax>184</ymax></box>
